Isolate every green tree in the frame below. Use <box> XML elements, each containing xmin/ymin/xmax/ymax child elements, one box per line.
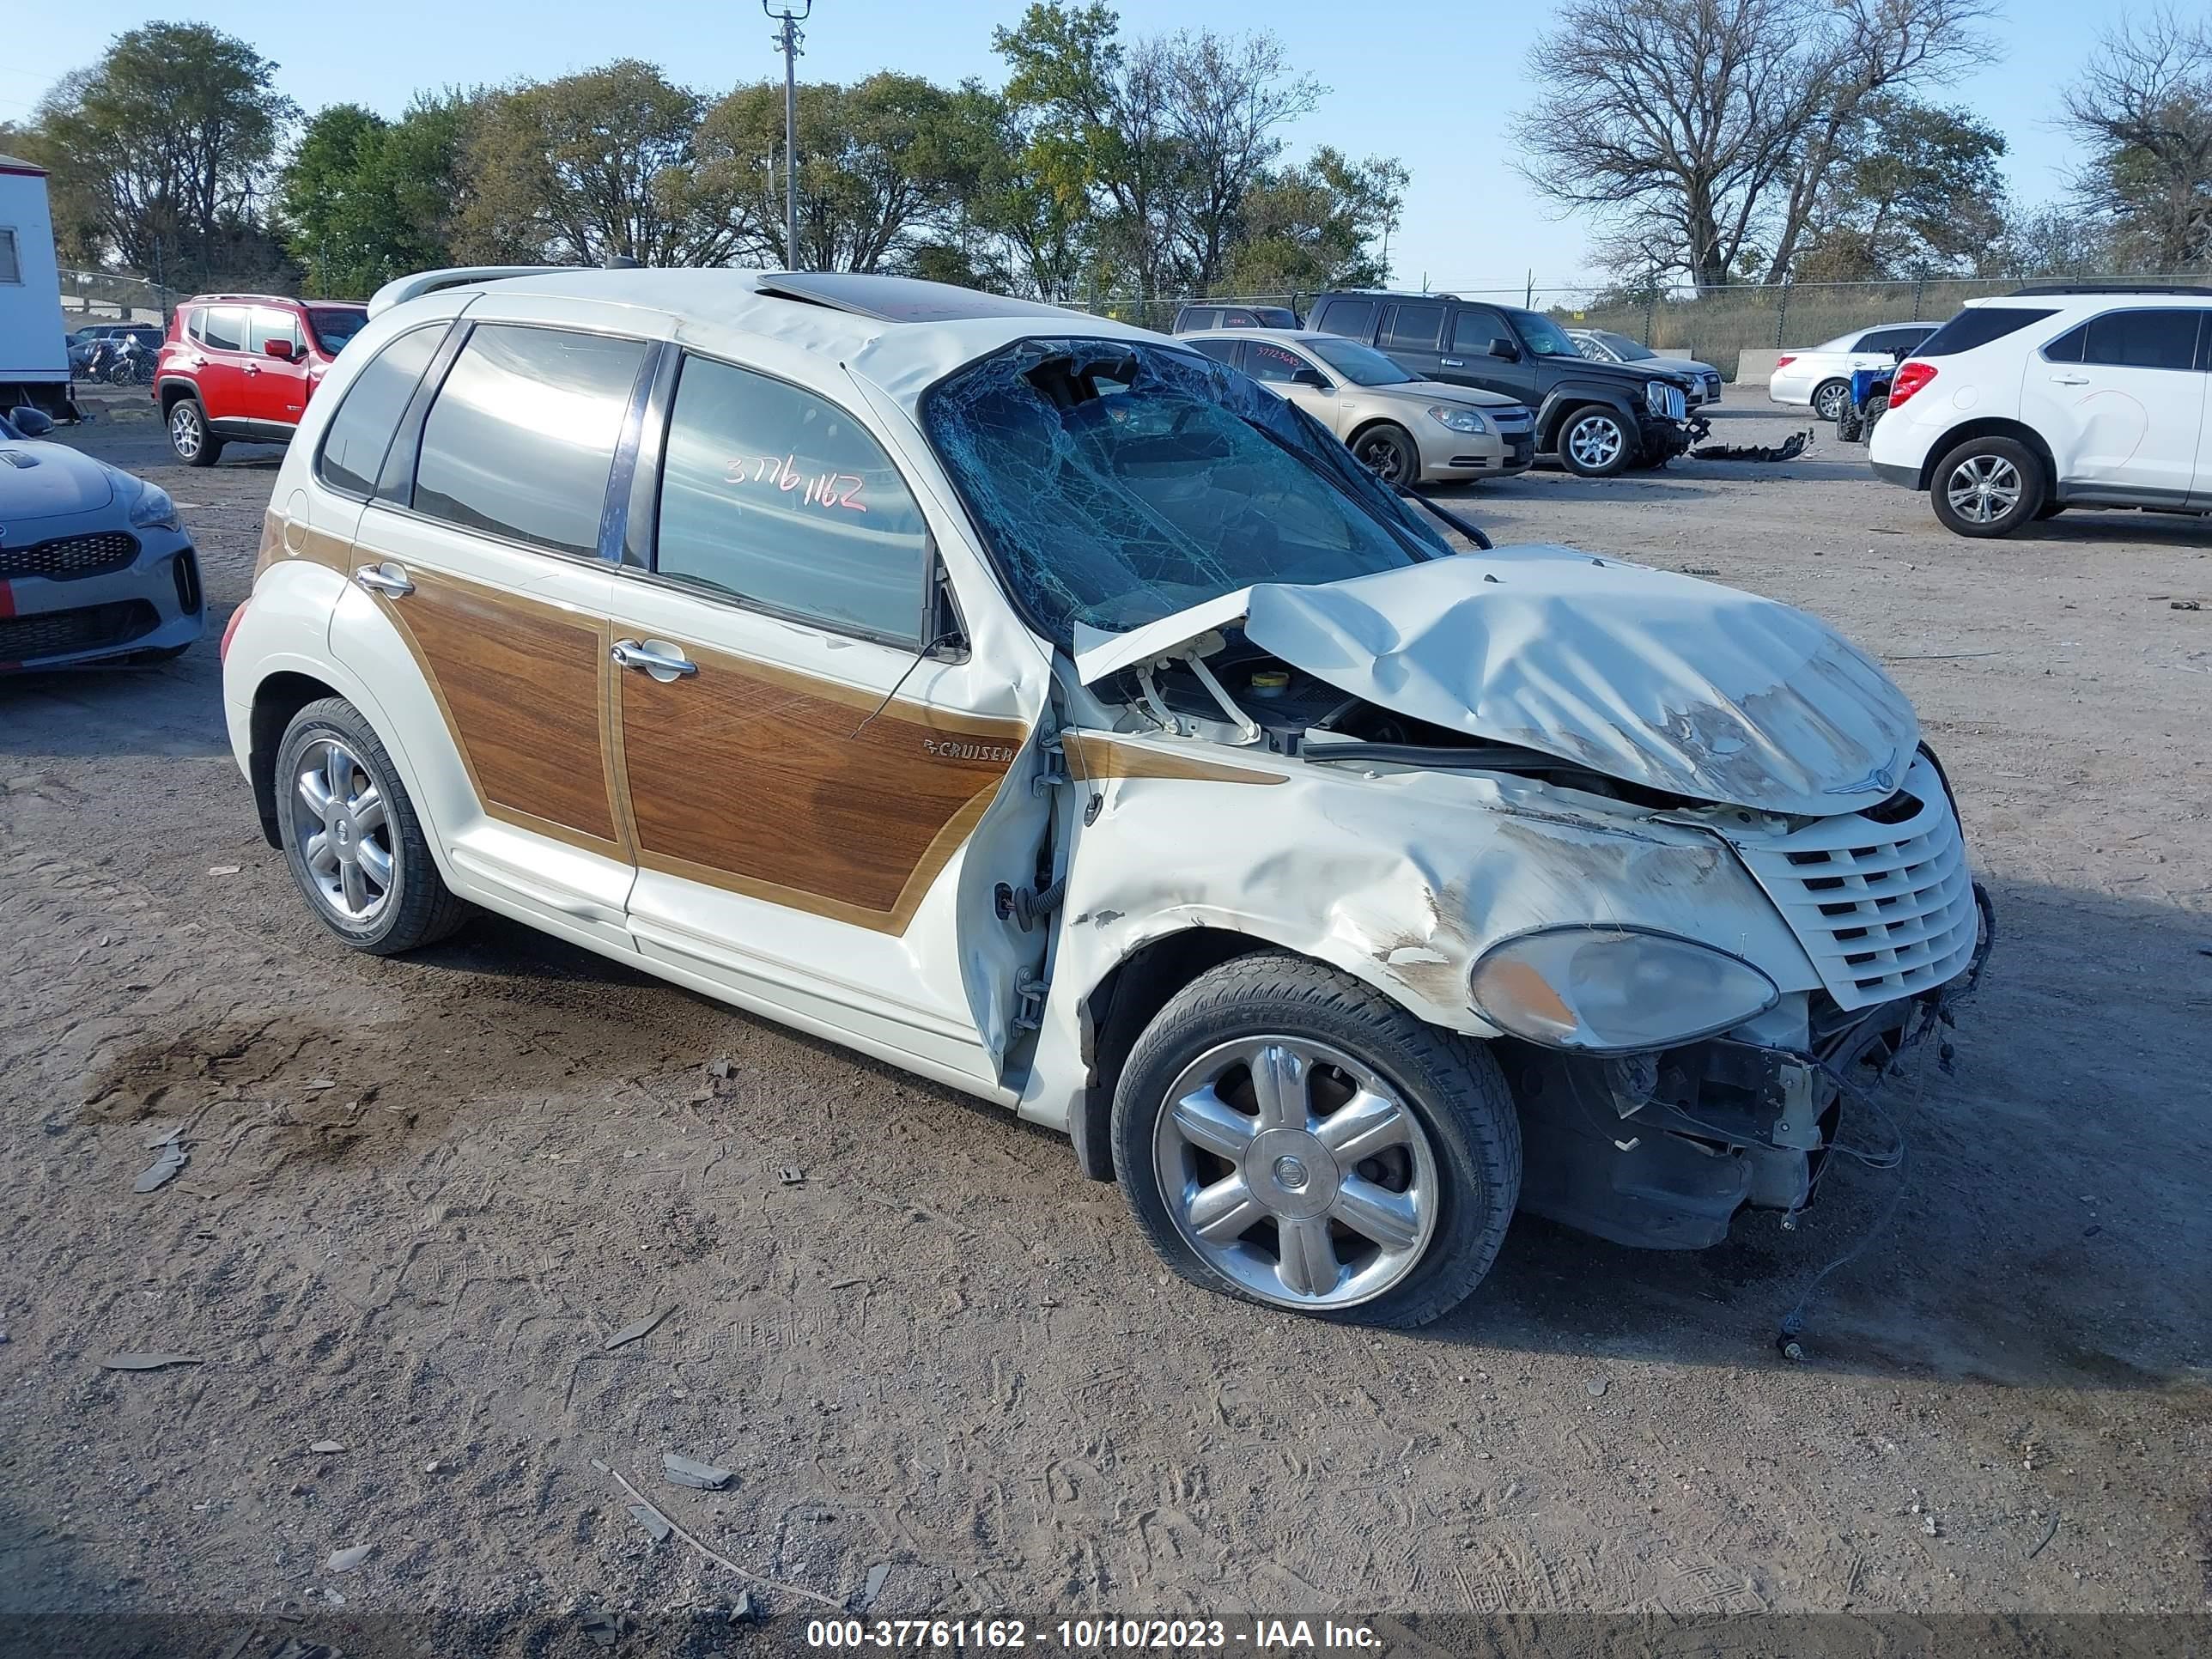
<box><xmin>1218</xmin><ymin>149</ymin><xmax>1406</xmax><ymax>295</ymax></box>
<box><xmin>280</xmin><ymin>95</ymin><xmax>475</xmax><ymax>296</ymax></box>
<box><xmin>458</xmin><ymin>60</ymin><xmax>747</xmax><ymax>266</ymax></box>
<box><xmin>1793</xmin><ymin>99</ymin><xmax>2009</xmax><ymax>279</ymax></box>
<box><xmin>2062</xmin><ymin>8</ymin><xmax>2212</xmax><ymax>270</ymax></box>
<box><xmin>29</xmin><ymin>21</ymin><xmax>297</xmax><ymax>287</ymax></box>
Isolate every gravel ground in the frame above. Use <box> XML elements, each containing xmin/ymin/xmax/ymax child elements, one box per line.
<box><xmin>2</xmin><ymin>392</ymin><xmax>2208</xmax><ymax>1651</ymax></box>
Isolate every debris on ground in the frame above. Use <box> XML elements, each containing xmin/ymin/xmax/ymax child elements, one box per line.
<box><xmin>662</xmin><ymin>1452</ymin><xmax>733</xmax><ymax>1491</ymax></box>
<box><xmin>325</xmin><ymin>1544</ymin><xmax>374</xmax><ymax>1573</ymax></box>
<box><xmin>854</xmin><ymin>1564</ymin><xmax>890</xmax><ymax>1611</ymax></box>
<box><xmin>708</xmin><ymin>1056</ymin><xmax>732</xmax><ymax>1079</ymax></box>
<box><xmin>1683</xmin><ymin>566</ymin><xmax>1722</xmax><ymax>576</ymax></box>
<box><xmin>580</xmin><ymin>1609</ymin><xmax>621</xmax><ymax>1649</ymax></box>
<box><xmin>133</xmin><ymin>1139</ymin><xmax>188</xmax><ymax>1193</ymax></box>
<box><xmin>605</xmin><ymin>1308</ymin><xmax>672</xmax><ymax>1350</ymax></box>
<box><xmin>1693</xmin><ymin>428</ymin><xmax>1812</xmax><ymax>462</ymax></box>
<box><xmin>307</xmin><ymin>1440</ymin><xmax>345</xmax><ymax>1455</ymax></box>
<box><xmin>2172</xmin><ymin>600</ymin><xmax>2202</xmax><ymax>611</ymax></box>
<box><xmin>100</xmin><ymin>1352</ymin><xmax>202</xmax><ymax>1370</ymax></box>
<box><xmin>2028</xmin><ymin>1512</ymin><xmax>2062</xmax><ymax>1559</ymax></box>
<box><xmin>778</xmin><ymin>1168</ymin><xmax>806</xmax><ymax>1186</ymax></box>
<box><xmin>629</xmin><ymin>1501</ymin><xmax>673</xmax><ymax>1543</ymax></box>
<box><xmin>729</xmin><ymin>1590</ymin><xmax>757</xmax><ymax>1624</ymax></box>
<box><xmin>142</xmin><ymin>1122</ymin><xmax>182</xmax><ymax>1149</ymax></box>
<box><xmin>1585</xmin><ymin>1375</ymin><xmax>1609</xmax><ymax>1398</ymax></box>
<box><xmin>207</xmin><ymin>865</ymin><xmax>241</xmax><ymax>876</ymax></box>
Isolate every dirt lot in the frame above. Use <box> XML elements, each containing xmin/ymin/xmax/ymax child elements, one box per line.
<box><xmin>3</xmin><ymin>392</ymin><xmax>2209</xmax><ymax>1650</ymax></box>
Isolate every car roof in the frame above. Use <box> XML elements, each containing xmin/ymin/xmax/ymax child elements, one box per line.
<box><xmin>380</xmin><ymin>268</ymin><xmax>1160</xmax><ymax>417</ymax></box>
<box><xmin>1963</xmin><ymin>288</ymin><xmax>2210</xmax><ymax>309</ymax></box>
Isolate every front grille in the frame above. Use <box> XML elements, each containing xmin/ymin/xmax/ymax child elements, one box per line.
<box><xmin>0</xmin><ymin>600</ymin><xmax>160</xmax><ymax>665</ymax></box>
<box><xmin>1645</xmin><ymin>382</ymin><xmax>1687</xmax><ymax>420</ymax></box>
<box><xmin>0</xmin><ymin>530</ymin><xmax>138</xmax><ymax>581</ymax></box>
<box><xmin>1730</xmin><ymin>752</ymin><xmax>1977</xmax><ymax>1010</ymax></box>
<box><xmin>1489</xmin><ymin>405</ymin><xmax>1534</xmax><ymax>428</ymax></box>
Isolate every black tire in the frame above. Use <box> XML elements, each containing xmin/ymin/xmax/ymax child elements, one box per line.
<box><xmin>1861</xmin><ymin>393</ymin><xmax>1888</xmax><ymax>445</ymax></box>
<box><xmin>1812</xmin><ymin>380</ymin><xmax>1850</xmax><ymax>422</ymax></box>
<box><xmin>1928</xmin><ymin>434</ymin><xmax>2045</xmax><ymax>539</ymax></box>
<box><xmin>1111</xmin><ymin>952</ymin><xmax>1522</xmax><ymax>1328</ymax></box>
<box><xmin>275</xmin><ymin>696</ymin><xmax>472</xmax><ymax>955</ymax></box>
<box><xmin>167</xmin><ymin>395</ymin><xmax>222</xmax><ymax>468</ymax></box>
<box><xmin>1835</xmin><ymin>404</ymin><xmax>1864</xmax><ymax>444</ymax></box>
<box><xmin>2034</xmin><ymin>499</ymin><xmax>2068</xmax><ymax>520</ymax></box>
<box><xmin>1557</xmin><ymin>404</ymin><xmax>1637</xmax><ymax>477</ymax></box>
<box><xmin>1351</xmin><ymin>422</ymin><xmax>1419</xmax><ymax>488</ymax></box>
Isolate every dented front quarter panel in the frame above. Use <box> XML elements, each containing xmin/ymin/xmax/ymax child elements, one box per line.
<box><xmin>1015</xmin><ymin>733</ymin><xmax>1820</xmax><ymax>1133</ymax></box>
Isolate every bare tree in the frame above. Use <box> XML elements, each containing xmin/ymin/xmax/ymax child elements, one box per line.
<box><xmin>1513</xmin><ymin>0</ymin><xmax>1993</xmax><ymax>288</ymax></box>
<box><xmin>1162</xmin><ymin>30</ymin><xmax>1322</xmax><ymax>292</ymax></box>
<box><xmin>2062</xmin><ymin>6</ymin><xmax>2212</xmax><ymax>270</ymax></box>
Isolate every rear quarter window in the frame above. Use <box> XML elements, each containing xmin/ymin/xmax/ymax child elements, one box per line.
<box><xmin>316</xmin><ymin>324</ymin><xmax>448</xmax><ymax>497</ymax></box>
<box><xmin>1316</xmin><ymin>300</ymin><xmax>1377</xmax><ymax>340</ymax></box>
<box><xmin>1915</xmin><ymin>308</ymin><xmax>2058</xmax><ymax>356</ymax></box>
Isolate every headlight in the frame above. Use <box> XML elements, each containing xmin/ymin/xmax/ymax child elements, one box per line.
<box><xmin>1468</xmin><ymin>926</ymin><xmax>1778</xmax><ymax>1053</ymax></box>
<box><xmin>1426</xmin><ymin>404</ymin><xmax>1489</xmax><ymax>434</ymax></box>
<box><xmin>127</xmin><ymin>480</ymin><xmax>179</xmax><ymax>530</ymax></box>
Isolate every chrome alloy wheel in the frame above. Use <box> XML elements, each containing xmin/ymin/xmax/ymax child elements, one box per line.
<box><xmin>1152</xmin><ymin>1036</ymin><xmax>1440</xmax><ymax>1311</ymax></box>
<box><xmin>1945</xmin><ymin>453</ymin><xmax>2023</xmax><ymax>526</ymax></box>
<box><xmin>1814</xmin><ymin>382</ymin><xmax>1850</xmax><ymax>422</ymax></box>
<box><xmin>169</xmin><ymin>402</ymin><xmax>203</xmax><ymax>460</ymax></box>
<box><xmin>1565</xmin><ymin>413</ymin><xmax>1625</xmax><ymax>471</ymax></box>
<box><xmin>291</xmin><ymin>738</ymin><xmax>396</xmax><ymax>923</ymax></box>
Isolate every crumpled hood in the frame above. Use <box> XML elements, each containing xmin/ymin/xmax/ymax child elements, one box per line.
<box><xmin>0</xmin><ymin>441</ymin><xmax>118</xmax><ymax>521</ymax></box>
<box><xmin>1075</xmin><ymin>545</ymin><xmax>1919</xmax><ymax>817</ymax></box>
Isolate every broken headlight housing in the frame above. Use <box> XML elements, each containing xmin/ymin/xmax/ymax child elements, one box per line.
<box><xmin>1468</xmin><ymin>925</ymin><xmax>1778</xmax><ymax>1054</ymax></box>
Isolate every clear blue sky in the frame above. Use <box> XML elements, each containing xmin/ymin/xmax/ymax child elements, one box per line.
<box><xmin>2</xmin><ymin>0</ymin><xmax>2110</xmax><ymax>295</ymax></box>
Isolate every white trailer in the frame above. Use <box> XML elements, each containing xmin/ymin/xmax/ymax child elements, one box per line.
<box><xmin>0</xmin><ymin>153</ymin><xmax>76</xmax><ymax>421</ymax></box>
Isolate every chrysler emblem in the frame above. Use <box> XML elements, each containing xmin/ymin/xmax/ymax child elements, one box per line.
<box><xmin>1828</xmin><ymin>757</ymin><xmax>1898</xmax><ymax>796</ymax></box>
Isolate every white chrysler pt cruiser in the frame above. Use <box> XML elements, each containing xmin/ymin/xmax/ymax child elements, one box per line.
<box><xmin>222</xmin><ymin>269</ymin><xmax>1987</xmax><ymax>1327</ymax></box>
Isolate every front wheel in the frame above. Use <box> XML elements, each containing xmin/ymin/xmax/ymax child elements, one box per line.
<box><xmin>1558</xmin><ymin>406</ymin><xmax>1635</xmax><ymax>477</ymax></box>
<box><xmin>1111</xmin><ymin>953</ymin><xmax>1522</xmax><ymax>1328</ymax></box>
<box><xmin>1351</xmin><ymin>422</ymin><xmax>1419</xmax><ymax>488</ymax></box>
<box><xmin>275</xmin><ymin>697</ymin><xmax>472</xmax><ymax>955</ymax></box>
<box><xmin>1929</xmin><ymin>436</ymin><xmax>2044</xmax><ymax>538</ymax></box>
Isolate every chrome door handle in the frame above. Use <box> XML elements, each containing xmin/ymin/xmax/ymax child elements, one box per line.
<box><xmin>611</xmin><ymin>638</ymin><xmax>697</xmax><ymax>681</ymax></box>
<box><xmin>352</xmin><ymin>562</ymin><xmax>414</xmax><ymax>598</ymax></box>
<box><xmin>1441</xmin><ymin>357</ymin><xmax>1466</xmax><ymax>367</ymax></box>
<box><xmin>2050</xmin><ymin>372</ymin><xmax>2090</xmax><ymax>386</ymax></box>
<box><xmin>243</xmin><ymin>362</ymin><xmax>260</xmax><ymax>375</ymax></box>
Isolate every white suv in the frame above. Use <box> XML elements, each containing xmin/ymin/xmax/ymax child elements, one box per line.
<box><xmin>1869</xmin><ymin>287</ymin><xmax>2212</xmax><ymax>538</ymax></box>
<box><xmin>222</xmin><ymin>266</ymin><xmax>1984</xmax><ymax>1326</ymax></box>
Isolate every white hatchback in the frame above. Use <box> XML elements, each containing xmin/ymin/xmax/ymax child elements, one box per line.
<box><xmin>1868</xmin><ymin>287</ymin><xmax>2212</xmax><ymax>538</ymax></box>
<box><xmin>222</xmin><ymin>266</ymin><xmax>1986</xmax><ymax>1326</ymax></box>
<box><xmin>1770</xmin><ymin>322</ymin><xmax>1939</xmax><ymax>421</ymax></box>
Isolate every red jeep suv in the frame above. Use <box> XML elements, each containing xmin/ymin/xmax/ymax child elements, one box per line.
<box><xmin>153</xmin><ymin>294</ymin><xmax>369</xmax><ymax>467</ymax></box>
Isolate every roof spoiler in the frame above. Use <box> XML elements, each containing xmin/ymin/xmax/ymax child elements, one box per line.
<box><xmin>366</xmin><ymin>266</ymin><xmax>571</xmax><ymax>318</ymax></box>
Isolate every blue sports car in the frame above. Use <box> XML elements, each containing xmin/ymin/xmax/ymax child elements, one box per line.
<box><xmin>0</xmin><ymin>405</ymin><xmax>204</xmax><ymax>671</ymax></box>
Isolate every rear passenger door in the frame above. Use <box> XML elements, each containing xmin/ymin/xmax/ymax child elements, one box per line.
<box><xmin>603</xmin><ymin>350</ymin><xmax>1045</xmax><ymax>1085</ymax></box>
<box><xmin>1245</xmin><ymin>338</ymin><xmax>1343</xmax><ymax>434</ymax></box>
<box><xmin>189</xmin><ymin>305</ymin><xmax>253</xmax><ymax>425</ymax></box>
<box><xmin>326</xmin><ymin>316</ymin><xmax>655</xmax><ymax>943</ymax></box>
<box><xmin>2024</xmin><ymin>308</ymin><xmax>2207</xmax><ymax>502</ymax></box>
<box><xmin>1378</xmin><ymin>301</ymin><xmax>1448</xmax><ymax>381</ymax></box>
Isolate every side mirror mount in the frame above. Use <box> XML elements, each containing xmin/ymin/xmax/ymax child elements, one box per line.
<box><xmin>1289</xmin><ymin>367</ymin><xmax>1329</xmax><ymax>389</ymax></box>
<box><xmin>264</xmin><ymin>337</ymin><xmax>297</xmax><ymax>362</ymax></box>
<box><xmin>1487</xmin><ymin>337</ymin><xmax>1519</xmax><ymax>361</ymax></box>
<box><xmin>8</xmin><ymin>406</ymin><xmax>54</xmax><ymax>437</ymax></box>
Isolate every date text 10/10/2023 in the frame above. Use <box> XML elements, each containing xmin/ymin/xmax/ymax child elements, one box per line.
<box><xmin>803</xmin><ymin>1616</ymin><xmax>1382</xmax><ymax>1650</ymax></box>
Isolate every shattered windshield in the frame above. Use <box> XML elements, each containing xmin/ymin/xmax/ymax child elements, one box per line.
<box><xmin>922</xmin><ymin>337</ymin><xmax>1445</xmax><ymax>643</ymax></box>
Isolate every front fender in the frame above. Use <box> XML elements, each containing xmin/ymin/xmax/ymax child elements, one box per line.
<box><xmin>1537</xmin><ymin>380</ymin><xmax>1639</xmax><ymax>444</ymax></box>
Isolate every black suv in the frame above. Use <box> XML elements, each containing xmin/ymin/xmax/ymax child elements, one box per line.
<box><xmin>1306</xmin><ymin>291</ymin><xmax>1699</xmax><ymax>476</ymax></box>
<box><xmin>1171</xmin><ymin>303</ymin><xmax>1299</xmax><ymax>333</ymax></box>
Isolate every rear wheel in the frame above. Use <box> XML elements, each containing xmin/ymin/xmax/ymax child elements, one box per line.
<box><xmin>1812</xmin><ymin>380</ymin><xmax>1850</xmax><ymax>422</ymax></box>
<box><xmin>1929</xmin><ymin>436</ymin><xmax>2044</xmax><ymax>538</ymax></box>
<box><xmin>1111</xmin><ymin>953</ymin><xmax>1521</xmax><ymax>1328</ymax></box>
<box><xmin>1835</xmin><ymin>404</ymin><xmax>1864</xmax><ymax>444</ymax></box>
<box><xmin>276</xmin><ymin>697</ymin><xmax>472</xmax><ymax>955</ymax></box>
<box><xmin>1861</xmin><ymin>393</ymin><xmax>1888</xmax><ymax>444</ymax></box>
<box><xmin>167</xmin><ymin>396</ymin><xmax>222</xmax><ymax>468</ymax></box>
<box><xmin>1351</xmin><ymin>422</ymin><xmax>1419</xmax><ymax>487</ymax></box>
<box><xmin>1559</xmin><ymin>405</ymin><xmax>1635</xmax><ymax>477</ymax></box>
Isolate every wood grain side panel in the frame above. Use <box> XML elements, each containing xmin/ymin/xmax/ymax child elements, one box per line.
<box><xmin>619</xmin><ymin>638</ymin><xmax>1025</xmax><ymax>927</ymax></box>
<box><xmin>381</xmin><ymin>568</ymin><xmax>620</xmax><ymax>848</ymax></box>
<box><xmin>1062</xmin><ymin>731</ymin><xmax>1285</xmax><ymax>787</ymax></box>
<box><xmin>257</xmin><ymin>513</ymin><xmax>354</xmax><ymax>578</ymax></box>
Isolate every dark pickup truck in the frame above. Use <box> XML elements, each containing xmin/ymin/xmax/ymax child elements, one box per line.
<box><xmin>1307</xmin><ymin>291</ymin><xmax>1701</xmax><ymax>476</ymax></box>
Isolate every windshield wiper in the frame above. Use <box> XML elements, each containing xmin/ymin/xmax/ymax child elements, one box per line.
<box><xmin>1389</xmin><ymin>485</ymin><xmax>1492</xmax><ymax>550</ymax></box>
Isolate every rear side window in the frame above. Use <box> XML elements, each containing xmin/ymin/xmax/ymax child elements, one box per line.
<box><xmin>317</xmin><ymin>325</ymin><xmax>447</xmax><ymax>497</ymax></box>
<box><xmin>1316</xmin><ymin>299</ymin><xmax>1376</xmax><ymax>340</ymax></box>
<box><xmin>1383</xmin><ymin>303</ymin><xmax>1445</xmax><ymax>350</ymax></box>
<box><xmin>1916</xmin><ymin>307</ymin><xmax>2057</xmax><ymax>356</ymax></box>
<box><xmin>2071</xmin><ymin>308</ymin><xmax>2203</xmax><ymax>371</ymax></box>
<box><xmin>1186</xmin><ymin>338</ymin><xmax>1240</xmax><ymax>367</ymax></box>
<box><xmin>200</xmin><ymin>307</ymin><xmax>247</xmax><ymax>352</ymax></box>
<box><xmin>414</xmin><ymin>325</ymin><xmax>648</xmax><ymax>556</ymax></box>
<box><xmin>654</xmin><ymin>354</ymin><xmax>931</xmax><ymax>644</ymax></box>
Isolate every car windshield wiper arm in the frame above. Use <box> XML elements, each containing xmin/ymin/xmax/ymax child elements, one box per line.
<box><xmin>1389</xmin><ymin>485</ymin><xmax>1492</xmax><ymax>550</ymax></box>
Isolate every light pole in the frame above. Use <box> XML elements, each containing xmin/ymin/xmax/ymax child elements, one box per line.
<box><xmin>764</xmin><ymin>0</ymin><xmax>811</xmax><ymax>272</ymax></box>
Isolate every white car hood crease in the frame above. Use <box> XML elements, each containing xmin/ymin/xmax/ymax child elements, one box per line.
<box><xmin>1074</xmin><ymin>545</ymin><xmax>1918</xmax><ymax>817</ymax></box>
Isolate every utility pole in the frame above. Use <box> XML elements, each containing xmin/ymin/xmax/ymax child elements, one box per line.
<box><xmin>764</xmin><ymin>0</ymin><xmax>811</xmax><ymax>272</ymax></box>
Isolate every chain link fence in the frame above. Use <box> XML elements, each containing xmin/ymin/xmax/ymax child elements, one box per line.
<box><xmin>58</xmin><ymin>266</ymin><xmax>180</xmax><ymax>327</ymax></box>
<box><xmin>1074</xmin><ymin>274</ymin><xmax>2210</xmax><ymax>381</ymax></box>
